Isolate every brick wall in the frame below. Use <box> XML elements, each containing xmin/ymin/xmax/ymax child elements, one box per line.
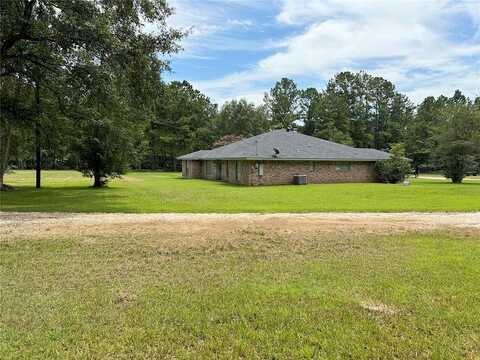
<box><xmin>248</xmin><ymin>160</ymin><xmax>377</xmax><ymax>185</ymax></box>
<box><xmin>182</xmin><ymin>159</ymin><xmax>378</xmax><ymax>185</ymax></box>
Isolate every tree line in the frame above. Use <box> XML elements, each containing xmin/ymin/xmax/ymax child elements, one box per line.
<box><xmin>264</xmin><ymin>75</ymin><xmax>480</xmax><ymax>182</ymax></box>
<box><xmin>1</xmin><ymin>1</ymin><xmax>479</xmax><ymax>189</ymax></box>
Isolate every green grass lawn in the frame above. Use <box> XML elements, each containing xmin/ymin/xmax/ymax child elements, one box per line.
<box><xmin>1</xmin><ymin>227</ymin><xmax>479</xmax><ymax>359</ymax></box>
<box><xmin>1</xmin><ymin>170</ymin><xmax>480</xmax><ymax>212</ymax></box>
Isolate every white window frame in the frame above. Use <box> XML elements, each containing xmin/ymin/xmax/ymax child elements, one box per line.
<box><xmin>256</xmin><ymin>162</ymin><xmax>264</xmax><ymax>176</ymax></box>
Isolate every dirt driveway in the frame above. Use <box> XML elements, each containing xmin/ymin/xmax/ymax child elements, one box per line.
<box><xmin>1</xmin><ymin>212</ymin><xmax>479</xmax><ymax>242</ymax></box>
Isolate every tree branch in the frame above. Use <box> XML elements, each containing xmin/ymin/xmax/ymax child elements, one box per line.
<box><xmin>0</xmin><ymin>0</ymin><xmax>37</xmax><ymax>54</ymax></box>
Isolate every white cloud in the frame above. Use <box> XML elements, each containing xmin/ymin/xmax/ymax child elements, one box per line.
<box><xmin>227</xmin><ymin>19</ymin><xmax>254</xmax><ymax>28</ymax></box>
<box><xmin>194</xmin><ymin>0</ymin><xmax>480</xmax><ymax>104</ymax></box>
<box><xmin>276</xmin><ymin>0</ymin><xmax>448</xmax><ymax>25</ymax></box>
<box><xmin>166</xmin><ymin>0</ymin><xmax>268</xmax><ymax>55</ymax></box>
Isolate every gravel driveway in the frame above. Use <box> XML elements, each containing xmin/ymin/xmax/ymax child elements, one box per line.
<box><xmin>1</xmin><ymin>212</ymin><xmax>479</xmax><ymax>242</ymax></box>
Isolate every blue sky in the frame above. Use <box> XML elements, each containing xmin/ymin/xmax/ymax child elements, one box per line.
<box><xmin>163</xmin><ymin>0</ymin><xmax>480</xmax><ymax>105</ymax></box>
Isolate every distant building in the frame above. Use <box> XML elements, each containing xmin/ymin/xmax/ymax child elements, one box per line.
<box><xmin>178</xmin><ymin>129</ymin><xmax>390</xmax><ymax>185</ymax></box>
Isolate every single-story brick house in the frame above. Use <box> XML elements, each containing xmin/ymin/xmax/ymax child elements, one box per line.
<box><xmin>178</xmin><ymin>129</ymin><xmax>390</xmax><ymax>185</ymax></box>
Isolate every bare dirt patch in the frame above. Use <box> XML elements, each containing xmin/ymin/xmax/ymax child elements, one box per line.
<box><xmin>1</xmin><ymin>212</ymin><xmax>479</xmax><ymax>244</ymax></box>
<box><xmin>360</xmin><ymin>302</ymin><xmax>398</xmax><ymax>315</ymax></box>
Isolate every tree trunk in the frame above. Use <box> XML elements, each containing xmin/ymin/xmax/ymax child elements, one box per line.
<box><xmin>93</xmin><ymin>174</ymin><xmax>102</xmax><ymax>187</ymax></box>
<box><xmin>35</xmin><ymin>121</ymin><xmax>41</xmax><ymax>188</ymax></box>
<box><xmin>35</xmin><ymin>81</ymin><xmax>42</xmax><ymax>189</ymax></box>
<box><xmin>93</xmin><ymin>172</ymin><xmax>106</xmax><ymax>187</ymax></box>
<box><xmin>0</xmin><ymin>121</ymin><xmax>13</xmax><ymax>191</ymax></box>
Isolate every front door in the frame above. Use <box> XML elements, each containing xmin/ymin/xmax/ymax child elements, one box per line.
<box><xmin>216</xmin><ymin>161</ymin><xmax>222</xmax><ymax>180</ymax></box>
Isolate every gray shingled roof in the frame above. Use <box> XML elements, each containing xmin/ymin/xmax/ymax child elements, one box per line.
<box><xmin>178</xmin><ymin>130</ymin><xmax>390</xmax><ymax>161</ymax></box>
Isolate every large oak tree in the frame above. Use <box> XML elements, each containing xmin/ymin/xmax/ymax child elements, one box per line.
<box><xmin>1</xmin><ymin>0</ymin><xmax>183</xmax><ymax>188</ymax></box>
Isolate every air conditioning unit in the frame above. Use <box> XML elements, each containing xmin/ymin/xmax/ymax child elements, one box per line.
<box><xmin>293</xmin><ymin>174</ymin><xmax>307</xmax><ymax>185</ymax></box>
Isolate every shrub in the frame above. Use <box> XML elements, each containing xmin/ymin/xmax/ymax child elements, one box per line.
<box><xmin>437</xmin><ymin>141</ymin><xmax>477</xmax><ymax>183</ymax></box>
<box><xmin>376</xmin><ymin>144</ymin><xmax>412</xmax><ymax>183</ymax></box>
<box><xmin>435</xmin><ymin>104</ymin><xmax>480</xmax><ymax>183</ymax></box>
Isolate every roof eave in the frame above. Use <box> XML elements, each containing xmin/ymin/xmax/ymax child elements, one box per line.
<box><xmin>179</xmin><ymin>157</ymin><xmax>389</xmax><ymax>161</ymax></box>
<box><xmin>242</xmin><ymin>157</ymin><xmax>388</xmax><ymax>161</ymax></box>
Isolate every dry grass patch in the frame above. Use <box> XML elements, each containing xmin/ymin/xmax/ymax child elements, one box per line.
<box><xmin>360</xmin><ymin>302</ymin><xmax>398</xmax><ymax>315</ymax></box>
<box><xmin>1</xmin><ymin>214</ymin><xmax>479</xmax><ymax>359</ymax></box>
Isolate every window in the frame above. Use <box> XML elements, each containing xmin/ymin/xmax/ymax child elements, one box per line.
<box><xmin>235</xmin><ymin>161</ymin><xmax>239</xmax><ymax>181</ymax></box>
<box><xmin>226</xmin><ymin>161</ymin><xmax>229</xmax><ymax>178</ymax></box>
<box><xmin>336</xmin><ymin>162</ymin><xmax>352</xmax><ymax>172</ymax></box>
<box><xmin>256</xmin><ymin>162</ymin><xmax>264</xmax><ymax>176</ymax></box>
<box><xmin>311</xmin><ymin>162</ymin><xmax>318</xmax><ymax>172</ymax></box>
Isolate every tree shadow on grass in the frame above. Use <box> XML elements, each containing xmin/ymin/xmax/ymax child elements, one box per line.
<box><xmin>3</xmin><ymin>185</ymin><xmax>120</xmax><ymax>194</ymax></box>
<box><xmin>0</xmin><ymin>185</ymin><xmax>135</xmax><ymax>213</ymax></box>
<box><xmin>176</xmin><ymin>177</ymin><xmax>246</xmax><ymax>188</ymax></box>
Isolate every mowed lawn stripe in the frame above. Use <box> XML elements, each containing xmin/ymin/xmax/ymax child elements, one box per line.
<box><xmin>1</xmin><ymin>170</ymin><xmax>479</xmax><ymax>213</ymax></box>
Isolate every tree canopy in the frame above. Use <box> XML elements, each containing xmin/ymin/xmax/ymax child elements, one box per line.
<box><xmin>434</xmin><ymin>102</ymin><xmax>480</xmax><ymax>182</ymax></box>
<box><xmin>264</xmin><ymin>78</ymin><xmax>300</xmax><ymax>129</ymax></box>
<box><xmin>1</xmin><ymin>0</ymin><xmax>183</xmax><ymax>187</ymax></box>
<box><xmin>1</xmin><ymin>3</ymin><xmax>479</xmax><ymax>186</ymax></box>
<box><xmin>216</xmin><ymin>99</ymin><xmax>269</xmax><ymax>138</ymax></box>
